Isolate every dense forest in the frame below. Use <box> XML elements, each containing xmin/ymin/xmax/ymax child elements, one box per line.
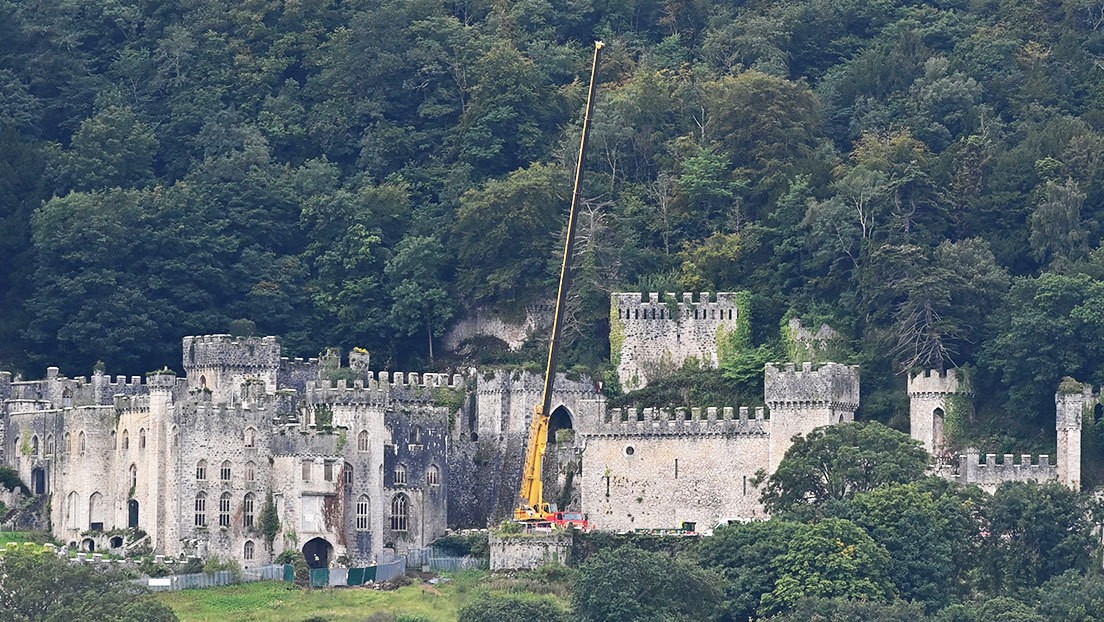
<box><xmin>3</xmin><ymin>0</ymin><xmax>1104</xmax><ymax>451</ymax></box>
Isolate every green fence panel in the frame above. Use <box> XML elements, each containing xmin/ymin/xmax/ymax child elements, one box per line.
<box><xmin>283</xmin><ymin>564</ymin><xmax>295</xmax><ymax>583</ymax></box>
<box><xmin>309</xmin><ymin>568</ymin><xmax>329</xmax><ymax>588</ymax></box>
<box><xmin>347</xmin><ymin>567</ymin><xmax>365</xmax><ymax>586</ymax></box>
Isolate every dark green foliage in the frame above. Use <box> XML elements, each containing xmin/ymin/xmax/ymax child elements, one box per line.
<box><xmin>431</xmin><ymin>531</ymin><xmax>489</xmax><ymax>558</ymax></box>
<box><xmin>0</xmin><ymin>0</ymin><xmax>1094</xmax><ymax>459</ymax></box>
<box><xmin>760</xmin><ymin>422</ymin><xmax>929</xmax><ymax>517</ymax></box>
<box><xmin>0</xmin><ymin>466</ymin><xmax>30</xmax><ymax>494</ymax></box>
<box><xmin>0</xmin><ymin>548</ymin><xmax>179</xmax><ymax>622</ymax></box>
<box><xmin>980</xmin><ymin>482</ymin><xmax>1097</xmax><ymax>594</ymax></box>
<box><xmin>457</xmin><ymin>593</ymin><xmax>570</xmax><ymax>622</ymax></box>
<box><xmin>260</xmin><ymin>491</ymin><xmax>280</xmax><ymax>553</ymax></box>
<box><xmin>765</xmin><ymin>597</ymin><xmax>928</xmax><ymax>622</ymax></box>
<box><xmin>573</xmin><ymin>546</ymin><xmax>723</xmax><ymax>622</ymax></box>
<box><xmin>1036</xmin><ymin>571</ymin><xmax>1104</xmax><ymax>622</ymax></box>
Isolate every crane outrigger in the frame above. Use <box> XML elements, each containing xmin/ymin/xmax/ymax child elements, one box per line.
<box><xmin>513</xmin><ymin>40</ymin><xmax>604</xmax><ymax>523</ymax></box>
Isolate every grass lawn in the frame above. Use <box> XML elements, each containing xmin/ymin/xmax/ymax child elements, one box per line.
<box><xmin>157</xmin><ymin>571</ymin><xmax>490</xmax><ymax>622</ymax></box>
<box><xmin>0</xmin><ymin>531</ymin><xmax>55</xmax><ymax>546</ymax></box>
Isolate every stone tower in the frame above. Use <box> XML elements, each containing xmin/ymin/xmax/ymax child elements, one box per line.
<box><xmin>181</xmin><ymin>335</ymin><xmax>281</xmax><ymax>405</ymax></box>
<box><xmin>1055</xmin><ymin>378</ymin><xmax>1089</xmax><ymax>491</ymax></box>
<box><xmin>611</xmin><ymin>292</ymin><xmax>740</xmax><ymax>391</ymax></box>
<box><xmin>908</xmin><ymin>368</ymin><xmax>971</xmax><ymax>455</ymax></box>
<box><xmin>765</xmin><ymin>362</ymin><xmax>861</xmax><ymax>471</ymax></box>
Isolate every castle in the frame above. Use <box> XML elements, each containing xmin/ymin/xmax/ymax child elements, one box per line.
<box><xmin>0</xmin><ymin>292</ymin><xmax>1089</xmax><ymax>565</ymax></box>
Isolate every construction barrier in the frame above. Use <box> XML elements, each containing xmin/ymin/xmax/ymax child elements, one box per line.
<box><xmin>295</xmin><ymin>557</ymin><xmax>406</xmax><ymax>588</ymax></box>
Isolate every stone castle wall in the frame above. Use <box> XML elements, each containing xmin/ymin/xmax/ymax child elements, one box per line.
<box><xmin>934</xmin><ymin>451</ymin><xmax>1058</xmax><ymax>493</ymax></box>
<box><xmin>580</xmin><ymin>406</ymin><xmax>771</xmax><ymax>532</ymax></box>
<box><xmin>765</xmin><ymin>362</ymin><xmax>860</xmax><ymax>472</ymax></box>
<box><xmin>612</xmin><ymin>292</ymin><xmax>739</xmax><ymax>391</ymax></box>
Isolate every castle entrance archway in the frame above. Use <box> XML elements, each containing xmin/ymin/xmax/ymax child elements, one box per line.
<box><xmin>31</xmin><ymin>468</ymin><xmax>46</xmax><ymax>495</ymax></box>
<box><xmin>546</xmin><ymin>405</ymin><xmax>574</xmax><ymax>445</ymax></box>
<box><xmin>303</xmin><ymin>537</ymin><xmax>333</xmax><ymax>569</ymax></box>
<box><xmin>128</xmin><ymin>499</ymin><xmax>139</xmax><ymax>528</ymax></box>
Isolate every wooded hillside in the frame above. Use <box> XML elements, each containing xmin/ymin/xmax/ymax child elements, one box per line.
<box><xmin>2</xmin><ymin>0</ymin><xmax>1103</xmax><ymax>454</ymax></box>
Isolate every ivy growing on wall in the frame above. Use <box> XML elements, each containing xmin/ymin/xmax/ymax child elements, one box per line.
<box><xmin>609</xmin><ymin>297</ymin><xmax>624</xmax><ymax>369</ymax></box>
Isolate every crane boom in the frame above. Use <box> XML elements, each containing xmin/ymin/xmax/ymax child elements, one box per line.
<box><xmin>514</xmin><ymin>41</ymin><xmax>604</xmax><ymax>522</ymax></box>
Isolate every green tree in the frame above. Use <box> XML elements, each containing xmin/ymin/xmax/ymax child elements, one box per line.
<box><xmin>385</xmin><ymin>235</ymin><xmax>456</xmax><ymax>360</ymax></box>
<box><xmin>698</xmin><ymin>520</ymin><xmax>805</xmax><ymax>621</ymax></box>
<box><xmin>56</xmin><ymin>105</ymin><xmax>158</xmax><ymax>192</ymax></box>
<box><xmin>845</xmin><ymin>481</ymin><xmax>972</xmax><ymax>609</ymax></box>
<box><xmin>761</xmin><ymin>518</ymin><xmax>894</xmax><ymax>615</ymax></box>
<box><xmin>760</xmin><ymin>422</ymin><xmax>929</xmax><ymax>517</ymax></box>
<box><xmin>0</xmin><ymin>548</ymin><xmax>178</xmax><ymax>622</ymax></box>
<box><xmin>457</xmin><ymin>593</ymin><xmax>570</xmax><ymax>622</ymax></box>
<box><xmin>980</xmin><ymin>272</ymin><xmax>1104</xmax><ymax>416</ymax></box>
<box><xmin>1037</xmin><ymin>571</ymin><xmax>1104</xmax><ymax>622</ymax></box>
<box><xmin>1028</xmin><ymin>177</ymin><xmax>1089</xmax><ymax>268</ymax></box>
<box><xmin>452</xmin><ymin>162</ymin><xmax>566</xmax><ymax>305</ymax></box>
<box><xmin>765</xmin><ymin>597</ymin><xmax>928</xmax><ymax>622</ymax></box>
<box><xmin>573</xmin><ymin>546</ymin><xmax>722</xmax><ymax>622</ymax></box>
<box><xmin>981</xmin><ymin>482</ymin><xmax>1097</xmax><ymax>594</ymax></box>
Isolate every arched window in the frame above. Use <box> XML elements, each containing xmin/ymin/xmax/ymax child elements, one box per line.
<box><xmin>244</xmin><ymin>427</ymin><xmax>256</xmax><ymax>448</ymax></box>
<box><xmin>390</xmin><ymin>494</ymin><xmax>408</xmax><ymax>532</ymax></box>
<box><xmin>78</xmin><ymin>431</ymin><xmax>86</xmax><ymax>454</ymax></box>
<box><xmin>31</xmin><ymin>435</ymin><xmax>39</xmax><ymax>457</ymax></box>
<box><xmin>66</xmin><ymin>491</ymin><xmax>80</xmax><ymax>529</ymax></box>
<box><xmin>220</xmin><ymin>460</ymin><xmax>231</xmax><ymax>481</ymax></box>
<box><xmin>88</xmin><ymin>492</ymin><xmax>104</xmax><ymax>530</ymax></box>
<box><xmin>121</xmin><ymin>429</ymin><xmax>129</xmax><ymax>450</ymax></box>
<box><xmin>344</xmin><ymin>463</ymin><xmax>354</xmax><ymax>486</ymax></box>
<box><xmin>393</xmin><ymin>464</ymin><xmax>406</xmax><ymax>485</ymax></box>
<box><xmin>245</xmin><ymin>461</ymin><xmax>256</xmax><ymax>482</ymax></box>
<box><xmin>171</xmin><ymin>425</ymin><xmax>179</xmax><ymax>447</ymax></box>
<box><xmin>243</xmin><ymin>492</ymin><xmax>255</xmax><ymax>528</ymax></box>
<box><xmin>110</xmin><ymin>430</ymin><xmax>116</xmax><ymax>450</ymax></box>
<box><xmin>62</xmin><ymin>387</ymin><xmax>73</xmax><ymax>408</ymax></box>
<box><xmin>138</xmin><ymin>428</ymin><xmax>146</xmax><ymax>449</ymax></box>
<box><xmin>129</xmin><ymin>463</ymin><xmax>137</xmax><ymax>490</ymax></box>
<box><xmin>356</xmin><ymin>495</ymin><xmax>370</xmax><ymax>530</ymax></box>
<box><xmin>195</xmin><ymin>493</ymin><xmax>206</xmax><ymax>527</ymax></box>
<box><xmin>45</xmin><ymin>434</ymin><xmax>54</xmax><ymax>457</ymax></box>
<box><xmin>357</xmin><ymin>430</ymin><xmax>369</xmax><ymax>452</ymax></box>
<box><xmin>62</xmin><ymin>432</ymin><xmax>70</xmax><ymax>454</ymax></box>
<box><xmin>196</xmin><ymin>460</ymin><xmax>207</xmax><ymax>480</ymax></box>
<box><xmin>426</xmin><ymin>464</ymin><xmax>440</xmax><ymax>486</ymax></box>
<box><xmin>243</xmin><ymin>540</ymin><xmax>255</xmax><ymax>561</ymax></box>
<box><xmin>412</xmin><ymin>425</ymin><xmax>423</xmax><ymax>445</ymax></box>
<box><xmin>219</xmin><ymin>492</ymin><xmax>231</xmax><ymax>527</ymax></box>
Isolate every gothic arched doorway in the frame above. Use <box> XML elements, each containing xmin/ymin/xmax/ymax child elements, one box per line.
<box><xmin>31</xmin><ymin>468</ymin><xmax>46</xmax><ymax>495</ymax></box>
<box><xmin>546</xmin><ymin>405</ymin><xmax>575</xmax><ymax>445</ymax></box>
<box><xmin>127</xmin><ymin>499</ymin><xmax>139</xmax><ymax>528</ymax></box>
<box><xmin>302</xmin><ymin>537</ymin><xmax>333</xmax><ymax>569</ymax></box>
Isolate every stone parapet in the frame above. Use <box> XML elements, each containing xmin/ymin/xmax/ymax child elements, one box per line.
<box><xmin>589</xmin><ymin>406</ymin><xmax>768</xmax><ymax>437</ymax></box>
<box><xmin>489</xmin><ymin>531</ymin><xmax>571</xmax><ymax>571</ymax></box>
<box><xmin>764</xmin><ymin>362</ymin><xmax>860</xmax><ymax>408</ymax></box>
<box><xmin>908</xmin><ymin>368</ymin><xmax>971</xmax><ymax>396</ymax></box>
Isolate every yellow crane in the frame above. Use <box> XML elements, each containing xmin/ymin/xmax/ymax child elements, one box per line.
<box><xmin>514</xmin><ymin>40</ymin><xmax>604</xmax><ymax>523</ymax></box>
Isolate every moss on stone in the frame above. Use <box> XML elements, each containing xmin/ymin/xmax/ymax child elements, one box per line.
<box><xmin>609</xmin><ymin>297</ymin><xmax>625</xmax><ymax>369</ymax></box>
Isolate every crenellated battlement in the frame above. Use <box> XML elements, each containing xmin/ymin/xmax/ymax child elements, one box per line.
<box><xmin>612</xmin><ymin>292</ymin><xmax>741</xmax><ymax>390</ymax></box>
<box><xmin>591</xmin><ymin>406</ymin><xmax>769</xmax><ymax>437</ymax></box>
<box><xmin>948</xmin><ymin>449</ymin><xmax>1060</xmax><ymax>491</ymax></box>
<box><xmin>182</xmin><ymin>335</ymin><xmax>281</xmax><ymax>371</ymax></box>
<box><xmin>305</xmin><ymin>372</ymin><xmax>464</xmax><ymax>404</ymax></box>
<box><xmin>113</xmin><ymin>394</ymin><xmax>151</xmax><ymax>413</ymax></box>
<box><xmin>908</xmin><ymin>368</ymin><xmax>971</xmax><ymax>396</ymax></box>
<box><xmin>613</xmin><ymin>292</ymin><xmax>739</xmax><ymax>322</ymax></box>
<box><xmin>764</xmin><ymin>362</ymin><xmax>860</xmax><ymax>407</ymax></box>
